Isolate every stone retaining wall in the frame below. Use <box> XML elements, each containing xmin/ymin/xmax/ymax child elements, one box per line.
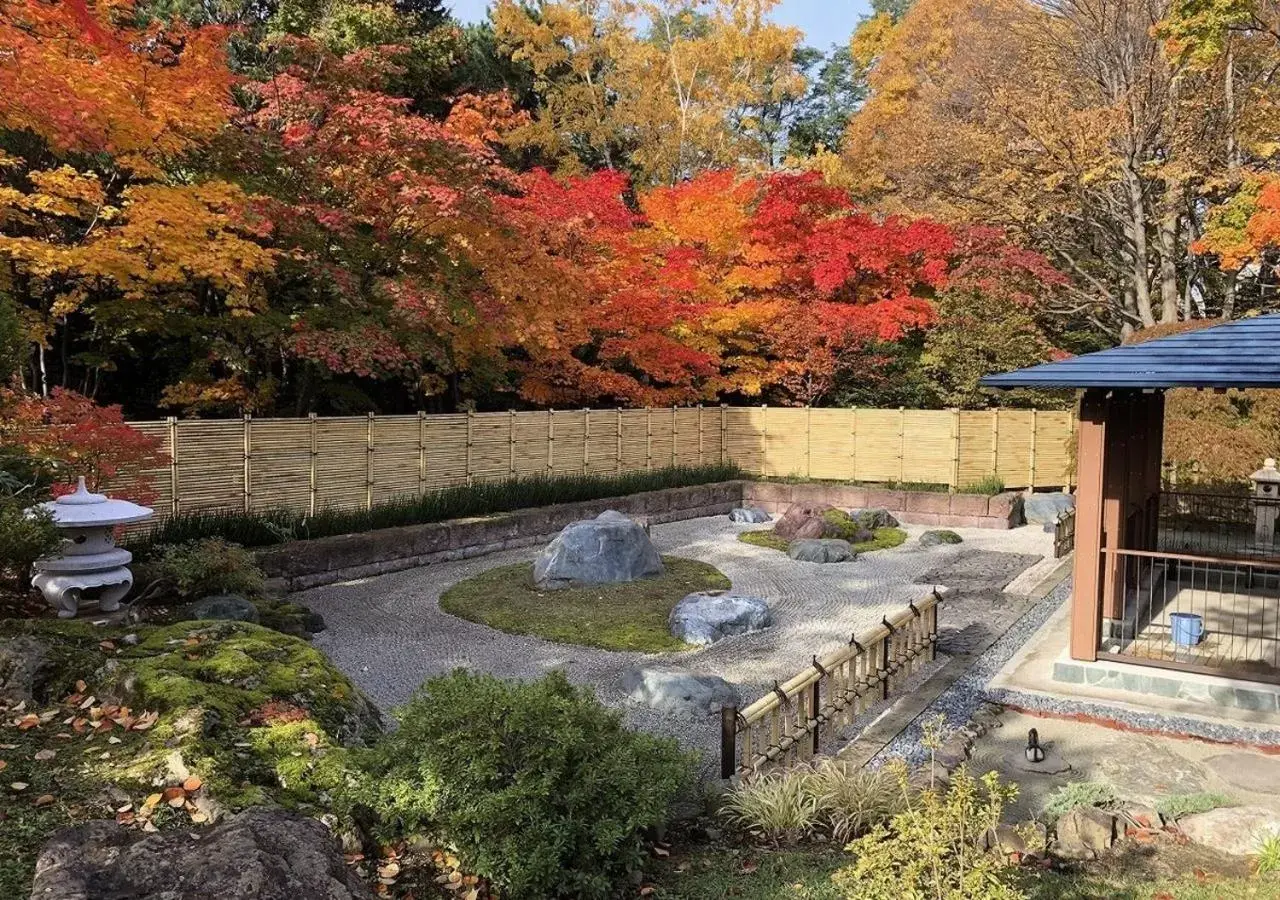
<box><xmin>258</xmin><ymin>481</ymin><xmax>745</xmax><ymax>591</ymax></box>
<box><xmin>743</xmin><ymin>481</ymin><xmax>1024</xmax><ymax>530</ymax></box>
<box><xmin>260</xmin><ymin>479</ymin><xmax>1024</xmax><ymax>591</ymax></box>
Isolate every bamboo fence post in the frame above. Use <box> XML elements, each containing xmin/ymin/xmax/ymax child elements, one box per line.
<box><xmin>697</xmin><ymin>404</ymin><xmax>704</xmax><ymax>465</ymax></box>
<box><xmin>898</xmin><ymin>407</ymin><xmax>906</xmax><ymax>483</ymax></box>
<box><xmin>1028</xmin><ymin>408</ymin><xmax>1039</xmax><ymax>490</ymax></box>
<box><xmin>950</xmin><ymin>408</ymin><xmax>961</xmax><ymax>491</ymax></box>
<box><xmin>671</xmin><ymin>405</ymin><xmax>678</xmax><ymax>467</ymax></box>
<box><xmin>990</xmin><ymin>408</ymin><xmax>1000</xmax><ymax>478</ymax></box>
<box><xmin>805</xmin><ymin>406</ymin><xmax>812</xmax><ymax>478</ymax></box>
<box><xmin>582</xmin><ymin>408</ymin><xmax>590</xmax><ymax>474</ymax></box>
<box><xmin>242</xmin><ymin>414</ymin><xmax>252</xmax><ymax>513</ymax></box>
<box><xmin>761</xmin><ymin>404</ymin><xmax>769</xmax><ymax>477</ymax></box>
<box><xmin>616</xmin><ymin>409</ymin><xmax>623</xmax><ymax>474</ymax></box>
<box><xmin>645</xmin><ymin>407</ymin><xmax>653</xmax><ymax>471</ymax></box>
<box><xmin>311</xmin><ymin>413</ymin><xmax>320</xmax><ymax>515</ymax></box>
<box><xmin>720</xmin><ymin>404</ymin><xmax>727</xmax><ymax>465</ymax></box>
<box><xmin>465</xmin><ymin>410</ymin><xmax>474</xmax><ymax>485</ymax></box>
<box><xmin>167</xmin><ymin>416</ymin><xmax>179</xmax><ymax>516</ymax></box>
<box><xmin>720</xmin><ymin>706</ymin><xmax>738</xmax><ymax>779</ymax></box>
<box><xmin>850</xmin><ymin>407</ymin><xmax>858</xmax><ymax>481</ymax></box>
<box><xmin>365</xmin><ymin>412</ymin><xmax>375</xmax><ymax>510</ymax></box>
<box><xmin>508</xmin><ymin>410</ymin><xmax>516</xmax><ymax>477</ymax></box>
<box><xmin>547</xmin><ymin>409</ymin><xmax>555</xmax><ymax>475</ymax></box>
<box><xmin>417</xmin><ymin>411</ymin><xmax>427</xmax><ymax>495</ymax></box>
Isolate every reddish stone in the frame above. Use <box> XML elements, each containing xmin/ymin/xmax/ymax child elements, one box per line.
<box><xmin>947</xmin><ymin>493</ymin><xmax>990</xmax><ymax>517</ymax></box>
<box><xmin>864</xmin><ymin>489</ymin><xmax>906</xmax><ymax>511</ymax></box>
<box><xmin>774</xmin><ymin>503</ymin><xmax>837</xmax><ymax>540</ymax></box>
<box><xmin>905</xmin><ymin>492</ymin><xmax>951</xmax><ymax>515</ymax></box>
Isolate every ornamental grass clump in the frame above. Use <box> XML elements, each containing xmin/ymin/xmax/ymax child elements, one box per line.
<box><xmin>366</xmin><ymin>669</ymin><xmax>691</xmax><ymax>900</ymax></box>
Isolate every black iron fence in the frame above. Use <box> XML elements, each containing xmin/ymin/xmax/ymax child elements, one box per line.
<box><xmin>1157</xmin><ymin>490</ymin><xmax>1277</xmax><ymax>560</ymax></box>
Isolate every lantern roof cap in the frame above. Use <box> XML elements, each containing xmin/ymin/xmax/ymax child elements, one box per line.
<box><xmin>36</xmin><ymin>477</ymin><xmax>154</xmax><ymax>527</ymax></box>
<box><xmin>1252</xmin><ymin>459</ymin><xmax>1280</xmax><ymax>484</ymax></box>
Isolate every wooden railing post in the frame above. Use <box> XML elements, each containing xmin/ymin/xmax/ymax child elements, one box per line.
<box><xmin>809</xmin><ymin>680</ymin><xmax>821</xmax><ymax>756</ymax></box>
<box><xmin>720</xmin><ymin>705</ymin><xmax>738</xmax><ymax>779</ymax></box>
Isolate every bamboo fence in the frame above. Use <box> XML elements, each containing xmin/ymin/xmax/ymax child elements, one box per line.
<box><xmin>126</xmin><ymin>406</ymin><xmax>1075</xmax><ymax>518</ymax></box>
<box><xmin>721</xmin><ymin>589</ymin><xmax>944</xmax><ymax>780</ymax></box>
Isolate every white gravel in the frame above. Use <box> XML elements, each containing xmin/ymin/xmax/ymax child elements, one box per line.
<box><xmin>299</xmin><ymin>515</ymin><xmax>1052</xmax><ymax>771</ymax></box>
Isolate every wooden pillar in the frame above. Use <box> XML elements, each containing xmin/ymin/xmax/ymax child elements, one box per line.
<box><xmin>1070</xmin><ymin>389</ymin><xmax>1108</xmax><ymax>660</ymax></box>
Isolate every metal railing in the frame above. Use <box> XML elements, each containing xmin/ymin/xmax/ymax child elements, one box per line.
<box><xmin>1097</xmin><ymin>547</ymin><xmax>1280</xmax><ymax>683</ymax></box>
<box><xmin>720</xmin><ymin>590</ymin><xmax>944</xmax><ymax>780</ymax></box>
<box><xmin>1158</xmin><ymin>490</ymin><xmax>1277</xmax><ymax>560</ymax></box>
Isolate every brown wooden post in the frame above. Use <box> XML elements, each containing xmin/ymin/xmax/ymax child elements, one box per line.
<box><xmin>365</xmin><ymin>412</ymin><xmax>375</xmax><ymax>510</ymax></box>
<box><xmin>616</xmin><ymin>409</ymin><xmax>623</xmax><ymax>474</ymax></box>
<box><xmin>547</xmin><ymin>409</ymin><xmax>555</xmax><ymax>475</ymax></box>
<box><xmin>697</xmin><ymin>404</ymin><xmax>704</xmax><ymax>465</ymax></box>
<box><xmin>507</xmin><ymin>410</ymin><xmax>516</xmax><ymax>477</ymax></box>
<box><xmin>465</xmin><ymin>410</ymin><xmax>474</xmax><ymax>485</ymax></box>
<box><xmin>1070</xmin><ymin>389</ymin><xmax>1108</xmax><ymax>660</ymax></box>
<box><xmin>949</xmin><ymin>408</ymin><xmax>961</xmax><ymax>491</ymax></box>
<box><xmin>809</xmin><ymin>680</ymin><xmax>821</xmax><ymax>756</ymax></box>
<box><xmin>167</xmin><ymin>416</ymin><xmax>179</xmax><ymax>516</ymax></box>
<box><xmin>720</xmin><ymin>705</ymin><xmax>738</xmax><ymax>779</ymax></box>
<box><xmin>805</xmin><ymin>406</ymin><xmax>813</xmax><ymax>478</ymax></box>
<box><xmin>243</xmin><ymin>414</ymin><xmax>253</xmax><ymax>512</ymax></box>
<box><xmin>582</xmin><ymin>408</ymin><xmax>590</xmax><ymax>474</ymax></box>
<box><xmin>310</xmin><ymin>413</ymin><xmax>320</xmax><ymax>515</ymax></box>
<box><xmin>719</xmin><ymin>404</ymin><xmax>727</xmax><ymax>465</ymax></box>
<box><xmin>645</xmin><ymin>407</ymin><xmax>652</xmax><ymax>471</ymax></box>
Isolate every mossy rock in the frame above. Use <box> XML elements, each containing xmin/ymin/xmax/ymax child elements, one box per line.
<box><xmin>820</xmin><ymin>509</ymin><xmax>874</xmax><ymax>544</ymax></box>
<box><xmin>0</xmin><ymin>618</ymin><xmax>380</xmax><ymax>897</ymax></box>
<box><xmin>919</xmin><ymin>530</ymin><xmax>963</xmax><ymax>547</ymax></box>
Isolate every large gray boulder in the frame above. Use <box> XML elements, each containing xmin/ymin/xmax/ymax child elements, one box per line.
<box><xmin>670</xmin><ymin>592</ymin><xmax>771</xmax><ymax>645</ymax></box>
<box><xmin>30</xmin><ymin>806</ymin><xmax>373</xmax><ymax>900</ymax></box>
<box><xmin>533</xmin><ymin>510</ymin><xmax>664</xmax><ymax>590</ymax></box>
<box><xmin>788</xmin><ymin>539</ymin><xmax>856</xmax><ymax>563</ymax></box>
<box><xmin>1024</xmin><ymin>492</ymin><xmax>1075</xmax><ymax>525</ymax></box>
<box><xmin>622</xmin><ymin>668</ymin><xmax>739</xmax><ymax>715</ymax></box>
<box><xmin>728</xmin><ymin>507</ymin><xmax>771</xmax><ymax>524</ymax></box>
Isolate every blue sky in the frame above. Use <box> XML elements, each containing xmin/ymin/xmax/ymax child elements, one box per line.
<box><xmin>444</xmin><ymin>1</ymin><xmax>871</xmax><ymax>49</ymax></box>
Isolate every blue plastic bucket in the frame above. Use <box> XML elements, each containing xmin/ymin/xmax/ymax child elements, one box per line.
<box><xmin>1170</xmin><ymin>612</ymin><xmax>1204</xmax><ymax>647</ymax></box>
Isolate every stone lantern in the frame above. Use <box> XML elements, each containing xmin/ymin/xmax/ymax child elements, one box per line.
<box><xmin>1251</xmin><ymin>458</ymin><xmax>1280</xmax><ymax>548</ymax></box>
<box><xmin>30</xmin><ymin>477</ymin><xmax>153</xmax><ymax>619</ymax></box>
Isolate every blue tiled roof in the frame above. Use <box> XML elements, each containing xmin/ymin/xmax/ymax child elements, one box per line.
<box><xmin>980</xmin><ymin>315</ymin><xmax>1280</xmax><ymax>389</ymax></box>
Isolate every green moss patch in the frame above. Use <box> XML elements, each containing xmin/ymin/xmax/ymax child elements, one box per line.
<box><xmin>439</xmin><ymin>556</ymin><xmax>730</xmax><ymax>652</ymax></box>
<box><xmin>0</xmin><ymin>619</ymin><xmax>379</xmax><ymax>897</ymax></box>
<box><xmin>738</xmin><ymin>527</ymin><xmax>908</xmax><ymax>556</ymax></box>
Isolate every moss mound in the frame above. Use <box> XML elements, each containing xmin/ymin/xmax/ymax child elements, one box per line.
<box><xmin>0</xmin><ymin>619</ymin><xmax>380</xmax><ymax>897</ymax></box>
<box><xmin>739</xmin><ymin>526</ymin><xmax>908</xmax><ymax>555</ymax></box>
<box><xmin>440</xmin><ymin>556</ymin><xmax>730</xmax><ymax>652</ymax></box>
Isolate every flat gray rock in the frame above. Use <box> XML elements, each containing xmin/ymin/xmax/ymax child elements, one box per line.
<box><xmin>1024</xmin><ymin>492</ymin><xmax>1075</xmax><ymax>525</ymax></box>
<box><xmin>788</xmin><ymin>539</ymin><xmax>855</xmax><ymax>563</ymax></box>
<box><xmin>622</xmin><ymin>667</ymin><xmax>739</xmax><ymax>715</ymax></box>
<box><xmin>182</xmin><ymin>594</ymin><xmax>260</xmax><ymax>624</ymax></box>
<box><xmin>919</xmin><ymin>530</ymin><xmax>963</xmax><ymax>547</ymax></box>
<box><xmin>30</xmin><ymin>806</ymin><xmax>373</xmax><ymax>899</ymax></box>
<box><xmin>1204</xmin><ymin>752</ymin><xmax>1280</xmax><ymax>796</ymax></box>
<box><xmin>1053</xmin><ymin>806</ymin><xmax>1115</xmax><ymax>860</ymax></box>
<box><xmin>1006</xmin><ymin>744</ymin><xmax>1073</xmax><ymax>776</ymax></box>
<box><xmin>533</xmin><ymin>510</ymin><xmax>664</xmax><ymax>590</ymax></box>
<box><xmin>851</xmin><ymin>507</ymin><xmax>899</xmax><ymax>529</ymax></box>
<box><xmin>1179</xmin><ymin>806</ymin><xmax>1280</xmax><ymax>855</ymax></box>
<box><xmin>728</xmin><ymin>507</ymin><xmax>771</xmax><ymax>524</ymax></box>
<box><xmin>670</xmin><ymin>592</ymin><xmax>772</xmax><ymax>646</ymax></box>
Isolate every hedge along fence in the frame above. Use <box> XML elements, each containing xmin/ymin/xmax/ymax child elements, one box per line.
<box><xmin>125</xmin><ymin>406</ymin><xmax>1075</xmax><ymax>520</ymax></box>
<box><xmin>721</xmin><ymin>589</ymin><xmax>944</xmax><ymax>780</ymax></box>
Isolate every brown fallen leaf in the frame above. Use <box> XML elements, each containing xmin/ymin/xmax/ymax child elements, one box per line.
<box><xmin>182</xmin><ymin>776</ymin><xmax>203</xmax><ymax>793</ymax></box>
<box><xmin>16</xmin><ymin>714</ymin><xmax>39</xmax><ymax>730</ymax></box>
<box><xmin>98</xmin><ymin>641</ymin><xmax>115</xmax><ymax>652</ymax></box>
<box><xmin>740</xmin><ymin>859</ymin><xmax>759</xmax><ymax>875</ymax></box>
<box><xmin>0</xmin><ymin>760</ymin><xmax>6</xmax><ymax>772</ymax></box>
<box><xmin>33</xmin><ymin>794</ymin><xmax>54</xmax><ymax>807</ymax></box>
<box><xmin>34</xmin><ymin>749</ymin><xmax>56</xmax><ymax>761</ymax></box>
<box><xmin>75</xmin><ymin>680</ymin><xmax>87</xmax><ymax>693</ymax></box>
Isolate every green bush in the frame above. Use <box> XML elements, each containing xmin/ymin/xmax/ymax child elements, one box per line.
<box><xmin>128</xmin><ymin>463</ymin><xmax>742</xmax><ymax>552</ymax></box>
<box><xmin>833</xmin><ymin>762</ymin><xmax>1025</xmax><ymax>900</ymax></box>
<box><xmin>1157</xmin><ymin>791</ymin><xmax>1233</xmax><ymax>820</ymax></box>
<box><xmin>0</xmin><ymin>497</ymin><xmax>59</xmax><ymax>588</ymax></box>
<box><xmin>137</xmin><ymin>537</ymin><xmax>266</xmax><ymax>601</ymax></box>
<box><xmin>1042</xmin><ymin>781</ymin><xmax>1118</xmax><ymax>819</ymax></box>
<box><xmin>368</xmin><ymin>669</ymin><xmax>691</xmax><ymax>900</ymax></box>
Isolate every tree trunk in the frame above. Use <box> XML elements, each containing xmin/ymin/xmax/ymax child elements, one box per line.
<box><xmin>1157</xmin><ymin>204</ymin><xmax>1181</xmax><ymax>324</ymax></box>
<box><xmin>1123</xmin><ymin>168</ymin><xmax>1156</xmax><ymax>327</ymax></box>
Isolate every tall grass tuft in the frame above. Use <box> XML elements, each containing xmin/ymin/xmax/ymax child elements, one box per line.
<box><xmin>127</xmin><ymin>463</ymin><xmax>742</xmax><ymax>555</ymax></box>
<box><xmin>720</xmin><ymin>760</ymin><xmax>901</xmax><ymax>843</ymax></box>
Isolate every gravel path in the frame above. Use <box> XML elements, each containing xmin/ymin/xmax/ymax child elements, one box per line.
<box><xmin>299</xmin><ymin>515</ymin><xmax>1051</xmax><ymax>769</ymax></box>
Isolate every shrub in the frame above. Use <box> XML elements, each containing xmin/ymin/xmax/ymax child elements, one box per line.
<box><xmin>1157</xmin><ymin>792</ymin><xmax>1233</xmax><ymax>820</ymax></box>
<box><xmin>1255</xmin><ymin>833</ymin><xmax>1280</xmax><ymax>876</ymax></box>
<box><xmin>128</xmin><ymin>463</ymin><xmax>742</xmax><ymax>552</ymax></box>
<box><xmin>1042</xmin><ymin>781</ymin><xmax>1118</xmax><ymax>819</ymax></box>
<box><xmin>832</xmin><ymin>762</ymin><xmax>1025</xmax><ymax>900</ymax></box>
<box><xmin>136</xmin><ymin>538</ymin><xmax>266</xmax><ymax>601</ymax></box>
<box><xmin>367</xmin><ymin>669</ymin><xmax>691</xmax><ymax>900</ymax></box>
<box><xmin>960</xmin><ymin>474</ymin><xmax>1006</xmax><ymax>495</ymax></box>
<box><xmin>720</xmin><ymin>761</ymin><xmax>900</xmax><ymax>844</ymax></box>
<box><xmin>0</xmin><ymin>497</ymin><xmax>59</xmax><ymax>588</ymax></box>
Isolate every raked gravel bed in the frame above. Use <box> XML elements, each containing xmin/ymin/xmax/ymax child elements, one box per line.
<box><xmin>300</xmin><ymin>514</ymin><xmax>1050</xmax><ymax>777</ymax></box>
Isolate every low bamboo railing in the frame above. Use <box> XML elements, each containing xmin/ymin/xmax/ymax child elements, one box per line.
<box><xmin>720</xmin><ymin>588</ymin><xmax>948</xmax><ymax>780</ymax></box>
